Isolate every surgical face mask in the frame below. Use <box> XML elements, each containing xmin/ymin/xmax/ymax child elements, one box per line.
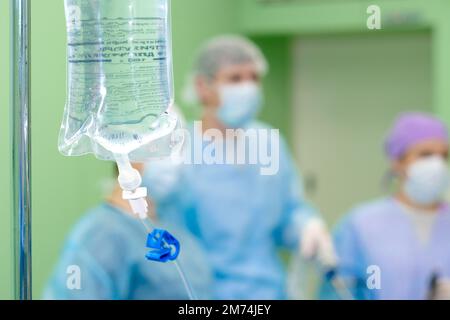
<box><xmin>404</xmin><ymin>156</ymin><xmax>450</xmax><ymax>206</ymax></box>
<box><xmin>217</xmin><ymin>82</ymin><xmax>263</xmax><ymax>128</ymax></box>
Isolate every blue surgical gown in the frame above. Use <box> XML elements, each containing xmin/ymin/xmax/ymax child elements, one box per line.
<box><xmin>44</xmin><ymin>203</ymin><xmax>212</xmax><ymax>300</ymax></box>
<box><xmin>144</xmin><ymin>121</ymin><xmax>318</xmax><ymax>300</ymax></box>
<box><xmin>320</xmin><ymin>197</ymin><xmax>450</xmax><ymax>300</ymax></box>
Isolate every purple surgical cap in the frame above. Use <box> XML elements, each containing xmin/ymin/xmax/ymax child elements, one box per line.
<box><xmin>385</xmin><ymin>112</ymin><xmax>449</xmax><ymax>160</ymax></box>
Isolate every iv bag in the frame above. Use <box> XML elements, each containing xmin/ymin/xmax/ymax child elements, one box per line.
<box><xmin>59</xmin><ymin>0</ymin><xmax>180</xmax><ymax>161</ymax></box>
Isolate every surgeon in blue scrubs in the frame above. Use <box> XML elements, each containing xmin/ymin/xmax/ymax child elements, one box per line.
<box><xmin>143</xmin><ymin>35</ymin><xmax>337</xmax><ymax>300</ymax></box>
<box><xmin>44</xmin><ymin>163</ymin><xmax>212</xmax><ymax>300</ymax></box>
<box><xmin>321</xmin><ymin>113</ymin><xmax>450</xmax><ymax>300</ymax></box>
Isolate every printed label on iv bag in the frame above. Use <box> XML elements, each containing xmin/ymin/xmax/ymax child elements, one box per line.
<box><xmin>67</xmin><ymin>16</ymin><xmax>171</xmax><ymax>125</ymax></box>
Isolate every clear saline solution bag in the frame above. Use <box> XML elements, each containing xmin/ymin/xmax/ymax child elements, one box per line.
<box><xmin>59</xmin><ymin>0</ymin><xmax>181</xmax><ymax>161</ymax></box>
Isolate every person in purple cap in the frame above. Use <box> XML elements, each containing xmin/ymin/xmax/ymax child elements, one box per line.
<box><xmin>320</xmin><ymin>112</ymin><xmax>450</xmax><ymax>300</ymax></box>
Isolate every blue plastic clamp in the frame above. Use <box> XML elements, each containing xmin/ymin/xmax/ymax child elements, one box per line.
<box><xmin>145</xmin><ymin>229</ymin><xmax>180</xmax><ymax>263</ymax></box>
<box><xmin>324</xmin><ymin>268</ymin><xmax>337</xmax><ymax>281</ymax></box>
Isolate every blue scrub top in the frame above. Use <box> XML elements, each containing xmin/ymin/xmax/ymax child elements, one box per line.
<box><xmin>321</xmin><ymin>197</ymin><xmax>450</xmax><ymax>300</ymax></box>
<box><xmin>146</xmin><ymin>121</ymin><xmax>318</xmax><ymax>300</ymax></box>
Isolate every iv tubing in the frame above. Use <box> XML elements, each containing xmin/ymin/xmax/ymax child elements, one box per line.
<box><xmin>116</xmin><ymin>154</ymin><xmax>197</xmax><ymax>300</ymax></box>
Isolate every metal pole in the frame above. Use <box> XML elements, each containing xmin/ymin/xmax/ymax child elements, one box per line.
<box><xmin>11</xmin><ymin>0</ymin><xmax>32</xmax><ymax>300</ymax></box>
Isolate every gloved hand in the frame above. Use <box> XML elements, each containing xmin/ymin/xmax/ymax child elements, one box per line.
<box><xmin>431</xmin><ymin>279</ymin><xmax>450</xmax><ymax>300</ymax></box>
<box><xmin>299</xmin><ymin>217</ymin><xmax>338</xmax><ymax>268</ymax></box>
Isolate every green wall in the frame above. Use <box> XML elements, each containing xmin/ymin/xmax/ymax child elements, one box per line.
<box><xmin>172</xmin><ymin>0</ymin><xmax>238</xmax><ymax>119</ymax></box>
<box><xmin>253</xmin><ymin>37</ymin><xmax>294</xmax><ymax>144</ymax></box>
<box><xmin>239</xmin><ymin>0</ymin><xmax>438</xmax><ymax>35</ymax></box>
<box><xmin>1</xmin><ymin>0</ymin><xmax>237</xmax><ymax>299</ymax></box>
<box><xmin>238</xmin><ymin>0</ymin><xmax>450</xmax><ymax>127</ymax></box>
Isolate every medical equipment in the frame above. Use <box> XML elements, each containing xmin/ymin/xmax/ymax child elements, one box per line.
<box><xmin>287</xmin><ymin>252</ymin><xmax>354</xmax><ymax>300</ymax></box>
<box><xmin>60</xmin><ymin>0</ymin><xmax>179</xmax><ymax>160</ymax></box>
<box><xmin>428</xmin><ymin>273</ymin><xmax>439</xmax><ymax>300</ymax></box>
<box><xmin>43</xmin><ymin>203</ymin><xmax>210</xmax><ymax>299</ymax></box>
<box><xmin>428</xmin><ymin>273</ymin><xmax>450</xmax><ymax>300</ymax></box>
<box><xmin>323</xmin><ymin>268</ymin><xmax>355</xmax><ymax>300</ymax></box>
<box><xmin>59</xmin><ymin>0</ymin><xmax>195</xmax><ymax>300</ymax></box>
<box><xmin>11</xmin><ymin>0</ymin><xmax>32</xmax><ymax>300</ymax></box>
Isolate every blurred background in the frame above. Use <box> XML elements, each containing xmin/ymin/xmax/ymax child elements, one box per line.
<box><xmin>1</xmin><ymin>0</ymin><xmax>450</xmax><ymax>299</ymax></box>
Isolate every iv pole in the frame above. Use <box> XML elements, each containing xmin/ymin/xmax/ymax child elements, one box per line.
<box><xmin>11</xmin><ymin>0</ymin><xmax>32</xmax><ymax>300</ymax></box>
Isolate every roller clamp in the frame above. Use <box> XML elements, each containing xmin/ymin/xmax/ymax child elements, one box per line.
<box><xmin>145</xmin><ymin>229</ymin><xmax>180</xmax><ymax>263</ymax></box>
